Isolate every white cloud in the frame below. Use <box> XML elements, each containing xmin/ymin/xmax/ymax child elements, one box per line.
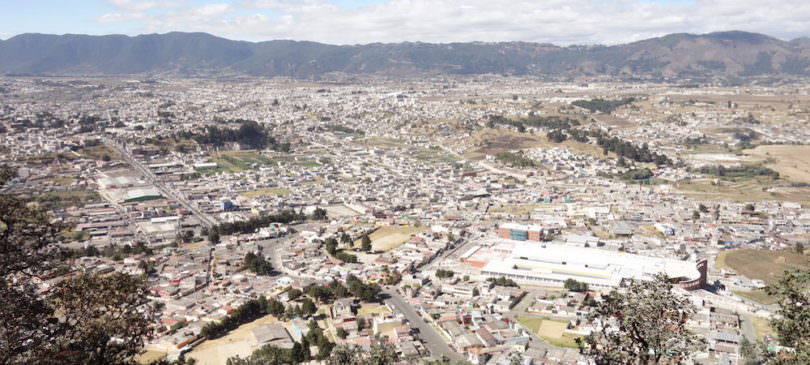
<box><xmin>96</xmin><ymin>0</ymin><xmax>810</xmax><ymax>44</ymax></box>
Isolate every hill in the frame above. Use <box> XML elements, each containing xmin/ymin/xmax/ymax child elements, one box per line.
<box><xmin>1</xmin><ymin>30</ymin><xmax>809</xmax><ymax>79</ymax></box>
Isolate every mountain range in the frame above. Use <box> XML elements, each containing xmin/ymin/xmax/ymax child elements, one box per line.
<box><xmin>1</xmin><ymin>31</ymin><xmax>810</xmax><ymax>80</ymax></box>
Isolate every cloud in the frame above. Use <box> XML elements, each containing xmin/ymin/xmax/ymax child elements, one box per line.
<box><xmin>95</xmin><ymin>0</ymin><xmax>810</xmax><ymax>44</ymax></box>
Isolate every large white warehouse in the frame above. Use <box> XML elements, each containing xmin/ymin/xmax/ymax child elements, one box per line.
<box><xmin>481</xmin><ymin>242</ymin><xmax>707</xmax><ymax>290</ymax></box>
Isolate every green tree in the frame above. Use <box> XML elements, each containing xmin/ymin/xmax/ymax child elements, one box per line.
<box><xmin>361</xmin><ymin>235</ymin><xmax>372</xmax><ymax>252</ymax></box>
<box><xmin>578</xmin><ymin>275</ymin><xmax>704</xmax><ymax>364</ymax></box>
<box><xmin>764</xmin><ymin>268</ymin><xmax>810</xmax><ymax>363</ymax></box>
<box><xmin>1</xmin><ymin>166</ymin><xmax>155</xmax><ymax>364</ymax></box>
<box><xmin>301</xmin><ymin>298</ymin><xmax>317</xmax><ymax>317</ymax></box>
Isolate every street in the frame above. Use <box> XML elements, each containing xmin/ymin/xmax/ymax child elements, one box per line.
<box><xmin>383</xmin><ymin>289</ymin><xmax>465</xmax><ymax>362</ymax></box>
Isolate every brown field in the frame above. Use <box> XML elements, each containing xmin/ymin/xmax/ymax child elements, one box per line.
<box><xmin>745</xmin><ymin>145</ymin><xmax>810</xmax><ymax>183</ymax></box>
<box><xmin>464</xmin><ymin>129</ymin><xmax>613</xmax><ymax>160</ymax></box>
<box><xmin>676</xmin><ymin>178</ymin><xmax>810</xmax><ymax>205</ymax></box>
<box><xmin>354</xmin><ymin>225</ymin><xmax>428</xmax><ymax>251</ymax></box>
<box><xmin>187</xmin><ymin>315</ymin><xmax>281</xmax><ymax>365</ymax></box>
<box><xmin>715</xmin><ymin>249</ymin><xmax>809</xmax><ymax>284</ymax></box>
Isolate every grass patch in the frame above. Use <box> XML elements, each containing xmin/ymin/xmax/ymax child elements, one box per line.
<box><xmin>353</xmin><ymin>225</ymin><xmax>428</xmax><ymax>251</ymax></box>
<box><xmin>35</xmin><ymin>190</ymin><xmax>102</xmax><ymax>210</ymax></box>
<box><xmin>716</xmin><ymin>249</ymin><xmax>810</xmax><ymax>284</ymax></box>
<box><xmin>240</xmin><ymin>188</ymin><xmax>292</xmax><ymax>198</ymax></box>
<box><xmin>750</xmin><ymin>315</ymin><xmax>776</xmax><ymax>341</ymax></box>
<box><xmin>734</xmin><ymin>290</ymin><xmax>778</xmax><ymax>305</ymax></box>
<box><xmin>516</xmin><ymin>316</ymin><xmax>580</xmax><ymax>348</ymax></box>
<box><xmin>210</xmin><ymin>151</ymin><xmax>276</xmax><ymax>173</ymax></box>
<box><xmin>77</xmin><ymin>145</ymin><xmax>120</xmax><ymax>161</ymax></box>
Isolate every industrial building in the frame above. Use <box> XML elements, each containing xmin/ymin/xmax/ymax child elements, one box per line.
<box><xmin>497</xmin><ymin>223</ymin><xmax>546</xmax><ymax>242</ymax></box>
<box><xmin>123</xmin><ymin>187</ymin><xmax>163</xmax><ymax>203</ymax></box>
<box><xmin>481</xmin><ymin>242</ymin><xmax>707</xmax><ymax>290</ymax></box>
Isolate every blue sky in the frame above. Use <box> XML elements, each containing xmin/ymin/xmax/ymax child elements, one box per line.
<box><xmin>1</xmin><ymin>0</ymin><xmax>809</xmax><ymax>44</ymax></box>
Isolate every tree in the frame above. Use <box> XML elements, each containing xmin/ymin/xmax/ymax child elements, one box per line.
<box><xmin>47</xmin><ymin>273</ymin><xmax>156</xmax><ymax>364</ymax></box>
<box><xmin>336</xmin><ymin>328</ymin><xmax>348</xmax><ymax>339</ymax></box>
<box><xmin>361</xmin><ymin>235</ymin><xmax>372</xmax><ymax>252</ymax></box>
<box><xmin>795</xmin><ymin>242</ymin><xmax>805</xmax><ymax>255</ymax></box>
<box><xmin>310</xmin><ymin>207</ymin><xmax>328</xmax><ymax>221</ymax></box>
<box><xmin>243</xmin><ymin>252</ymin><xmax>271</xmax><ymax>275</ymax></box>
<box><xmin>692</xmin><ymin>210</ymin><xmax>701</xmax><ymax>221</ymax></box>
<box><xmin>208</xmin><ymin>229</ymin><xmax>220</xmax><ymax>244</ymax></box>
<box><xmin>326</xmin><ymin>338</ymin><xmax>398</xmax><ymax>365</ymax></box>
<box><xmin>301</xmin><ymin>298</ymin><xmax>317</xmax><ymax>317</ymax></box>
<box><xmin>764</xmin><ymin>268</ymin><xmax>810</xmax><ymax>363</ymax></box>
<box><xmin>578</xmin><ymin>275</ymin><xmax>704</xmax><ymax>364</ymax></box>
<box><xmin>1</xmin><ymin>166</ymin><xmax>155</xmax><ymax>364</ymax></box>
<box><xmin>564</xmin><ymin>278</ymin><xmax>588</xmax><ymax>292</ymax></box>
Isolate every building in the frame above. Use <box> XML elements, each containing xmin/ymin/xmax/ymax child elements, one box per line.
<box><xmin>497</xmin><ymin>223</ymin><xmax>545</xmax><ymax>242</ymax></box>
<box><xmin>481</xmin><ymin>242</ymin><xmax>707</xmax><ymax>290</ymax></box>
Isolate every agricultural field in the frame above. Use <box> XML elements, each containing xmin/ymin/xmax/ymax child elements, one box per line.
<box><xmin>745</xmin><ymin>145</ymin><xmax>810</xmax><ymax>183</ymax></box>
<box><xmin>715</xmin><ymin>249</ymin><xmax>809</xmax><ymax>284</ymax></box>
<box><xmin>354</xmin><ymin>225</ymin><xmax>428</xmax><ymax>251</ymax></box>
<box><xmin>676</xmin><ymin>178</ymin><xmax>810</xmax><ymax>204</ymax></box>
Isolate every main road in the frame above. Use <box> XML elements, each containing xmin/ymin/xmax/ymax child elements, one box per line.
<box><xmin>102</xmin><ymin>137</ymin><xmax>218</xmax><ymax>228</ymax></box>
<box><xmin>383</xmin><ymin>289</ymin><xmax>464</xmax><ymax>362</ymax></box>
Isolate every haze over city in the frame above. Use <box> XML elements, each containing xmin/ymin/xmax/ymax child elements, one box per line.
<box><xmin>3</xmin><ymin>1</ymin><xmax>810</xmax><ymax>365</ymax></box>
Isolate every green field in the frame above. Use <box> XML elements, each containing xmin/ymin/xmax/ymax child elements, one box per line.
<box><xmin>516</xmin><ymin>316</ymin><xmax>580</xmax><ymax>348</ymax></box>
<box><xmin>35</xmin><ymin>190</ymin><xmax>102</xmax><ymax>210</ymax></box>
<box><xmin>210</xmin><ymin>151</ymin><xmax>275</xmax><ymax>173</ymax></box>
<box><xmin>733</xmin><ymin>290</ymin><xmax>779</xmax><ymax>305</ymax></box>
<box><xmin>716</xmin><ymin>249</ymin><xmax>809</xmax><ymax>284</ymax></box>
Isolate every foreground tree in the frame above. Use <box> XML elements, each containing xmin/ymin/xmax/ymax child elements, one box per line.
<box><xmin>326</xmin><ymin>337</ymin><xmax>398</xmax><ymax>365</ymax></box>
<box><xmin>1</xmin><ymin>166</ymin><xmax>155</xmax><ymax>364</ymax></box>
<box><xmin>764</xmin><ymin>268</ymin><xmax>810</xmax><ymax>364</ymax></box>
<box><xmin>577</xmin><ymin>275</ymin><xmax>704</xmax><ymax>364</ymax></box>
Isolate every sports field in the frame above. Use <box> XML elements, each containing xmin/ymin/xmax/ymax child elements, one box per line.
<box><xmin>516</xmin><ymin>316</ymin><xmax>580</xmax><ymax>348</ymax></box>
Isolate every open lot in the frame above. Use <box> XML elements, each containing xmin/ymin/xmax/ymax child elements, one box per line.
<box><xmin>187</xmin><ymin>314</ymin><xmax>281</xmax><ymax>365</ymax></box>
<box><xmin>358</xmin><ymin>304</ymin><xmax>392</xmax><ymax>316</ymax></box>
<box><xmin>354</xmin><ymin>225</ymin><xmax>428</xmax><ymax>251</ymax></box>
<box><xmin>676</xmin><ymin>178</ymin><xmax>810</xmax><ymax>205</ymax></box>
<box><xmin>210</xmin><ymin>151</ymin><xmax>275</xmax><ymax>173</ymax></box>
<box><xmin>733</xmin><ymin>289</ymin><xmax>779</xmax><ymax>305</ymax></box>
<box><xmin>516</xmin><ymin>316</ymin><xmax>580</xmax><ymax>348</ymax></box>
<box><xmin>745</xmin><ymin>145</ymin><xmax>810</xmax><ymax>183</ymax></box>
<box><xmin>240</xmin><ymin>188</ymin><xmax>291</xmax><ymax>198</ymax></box>
<box><xmin>715</xmin><ymin>249</ymin><xmax>809</xmax><ymax>284</ymax></box>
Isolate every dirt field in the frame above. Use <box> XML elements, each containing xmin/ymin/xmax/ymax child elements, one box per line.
<box><xmin>354</xmin><ymin>226</ymin><xmax>428</xmax><ymax>251</ymax></box>
<box><xmin>187</xmin><ymin>315</ymin><xmax>280</xmax><ymax>365</ymax></box>
<box><xmin>358</xmin><ymin>304</ymin><xmax>391</xmax><ymax>316</ymax></box>
<box><xmin>745</xmin><ymin>145</ymin><xmax>810</xmax><ymax>183</ymax></box>
<box><xmin>240</xmin><ymin>188</ymin><xmax>291</xmax><ymax>197</ymax></box>
<box><xmin>715</xmin><ymin>249</ymin><xmax>809</xmax><ymax>284</ymax></box>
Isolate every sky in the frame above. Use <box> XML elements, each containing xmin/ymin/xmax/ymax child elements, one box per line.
<box><xmin>1</xmin><ymin>0</ymin><xmax>810</xmax><ymax>45</ymax></box>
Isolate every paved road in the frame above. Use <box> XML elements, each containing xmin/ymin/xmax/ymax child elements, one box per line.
<box><xmin>103</xmin><ymin>137</ymin><xmax>217</xmax><ymax>228</ymax></box>
<box><xmin>383</xmin><ymin>290</ymin><xmax>464</xmax><ymax>362</ymax></box>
